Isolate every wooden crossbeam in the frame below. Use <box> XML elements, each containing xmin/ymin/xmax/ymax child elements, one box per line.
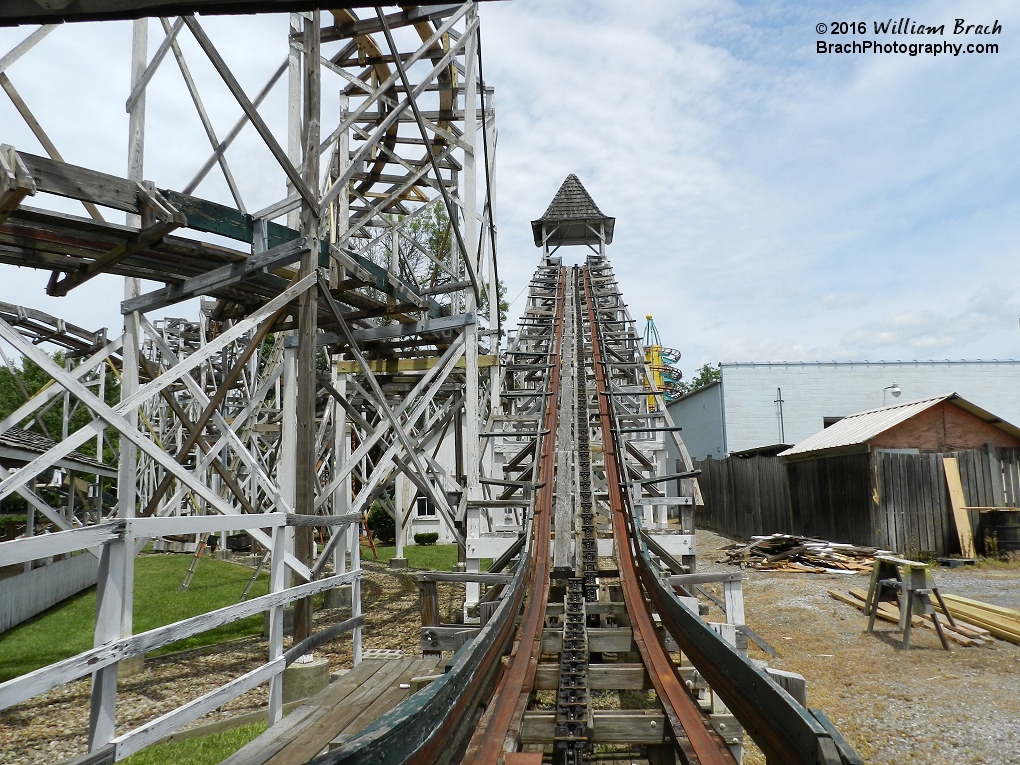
<box><xmin>122</xmin><ymin>237</ymin><xmax>309</xmax><ymax>314</ymax></box>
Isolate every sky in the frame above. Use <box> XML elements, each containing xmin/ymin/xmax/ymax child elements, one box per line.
<box><xmin>1</xmin><ymin>0</ymin><xmax>1018</xmax><ymax>382</ymax></box>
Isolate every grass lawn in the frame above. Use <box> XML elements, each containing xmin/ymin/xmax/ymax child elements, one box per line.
<box><xmin>120</xmin><ymin>721</ymin><xmax>267</xmax><ymax>765</ymax></box>
<box><xmin>360</xmin><ymin>543</ymin><xmax>491</xmax><ymax>571</ymax></box>
<box><xmin>0</xmin><ymin>554</ymin><xmax>268</xmax><ymax>683</ymax></box>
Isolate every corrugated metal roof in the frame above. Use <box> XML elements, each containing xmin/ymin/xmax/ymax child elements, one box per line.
<box><xmin>779</xmin><ymin>393</ymin><xmax>1020</xmax><ymax>458</ymax></box>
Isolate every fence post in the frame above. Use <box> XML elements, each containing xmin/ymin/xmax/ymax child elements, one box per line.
<box><xmin>87</xmin><ymin>532</ymin><xmax>128</xmax><ymax>751</ymax></box>
<box><xmin>268</xmin><ymin>523</ymin><xmax>285</xmax><ymax>726</ymax></box>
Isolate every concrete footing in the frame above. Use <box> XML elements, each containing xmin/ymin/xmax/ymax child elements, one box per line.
<box><xmin>388</xmin><ymin>557</ymin><xmax>408</xmax><ymax>569</ymax></box>
<box><xmin>118</xmin><ymin>654</ymin><xmax>145</xmax><ymax>678</ymax></box>
<box><xmin>323</xmin><ymin>585</ymin><xmax>352</xmax><ymax>609</ymax></box>
<box><xmin>282</xmin><ymin>655</ymin><xmax>330</xmax><ymax>704</ymax></box>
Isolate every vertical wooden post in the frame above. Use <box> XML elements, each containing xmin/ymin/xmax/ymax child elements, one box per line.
<box><xmin>293</xmin><ymin>10</ymin><xmax>321</xmax><ymax>646</ymax></box>
<box><xmin>90</xmin><ymin>20</ymin><xmax>147</xmax><ymax>746</ymax></box>
<box><xmin>461</xmin><ymin>9</ymin><xmax>482</xmax><ymax>616</ymax></box>
<box><xmin>420</xmin><ymin>579</ymin><xmax>440</xmax><ymax>658</ymax></box>
<box><xmin>87</xmin><ymin>534</ymin><xmax>126</xmax><ymax>750</ymax></box>
<box><xmin>351</xmin><ymin>520</ymin><xmax>362</xmax><ymax>665</ymax></box>
<box><xmin>268</xmin><ymin>523</ymin><xmax>286</xmax><ymax>725</ymax></box>
<box><xmin>332</xmin><ymin>369</ymin><xmax>349</xmax><ymax>580</ymax></box>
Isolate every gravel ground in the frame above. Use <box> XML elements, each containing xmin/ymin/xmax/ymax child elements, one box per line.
<box><xmin>0</xmin><ymin>559</ymin><xmax>435</xmax><ymax>765</ymax></box>
<box><xmin>696</xmin><ymin>529</ymin><xmax>1020</xmax><ymax>765</ymax></box>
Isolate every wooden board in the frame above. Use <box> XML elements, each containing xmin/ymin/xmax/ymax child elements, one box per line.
<box><xmin>533</xmin><ymin>663</ymin><xmax>651</xmax><ymax>690</ymax></box>
<box><xmin>943</xmin><ymin>457</ymin><xmax>976</xmax><ymax>558</ymax></box>
<box><xmin>521</xmin><ymin>710</ymin><xmax>668</xmax><ymax>745</ymax></box>
<box><xmin>222</xmin><ymin>658</ymin><xmax>442</xmax><ymax>765</ymax></box>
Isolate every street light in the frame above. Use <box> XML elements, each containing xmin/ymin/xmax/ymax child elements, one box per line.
<box><xmin>883</xmin><ymin>381</ymin><xmax>901</xmax><ymax>406</ymax></box>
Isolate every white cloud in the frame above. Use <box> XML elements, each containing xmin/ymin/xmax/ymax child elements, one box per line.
<box><xmin>1</xmin><ymin>1</ymin><xmax>1019</xmax><ymax>375</ymax></box>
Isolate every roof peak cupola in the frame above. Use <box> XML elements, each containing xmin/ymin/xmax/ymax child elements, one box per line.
<box><xmin>531</xmin><ymin>174</ymin><xmax>615</xmax><ymax>259</ymax></box>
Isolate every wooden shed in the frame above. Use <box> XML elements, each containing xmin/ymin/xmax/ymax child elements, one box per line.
<box><xmin>778</xmin><ymin>394</ymin><xmax>1020</xmax><ymax>555</ymax></box>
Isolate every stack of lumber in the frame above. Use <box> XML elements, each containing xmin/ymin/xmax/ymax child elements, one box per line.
<box><xmin>829</xmin><ymin>588</ymin><xmax>993</xmax><ymax>647</ymax></box>
<box><xmin>932</xmin><ymin>594</ymin><xmax>1020</xmax><ymax>645</ymax></box>
<box><xmin>720</xmin><ymin>534</ymin><xmax>887</xmax><ymax>573</ymax></box>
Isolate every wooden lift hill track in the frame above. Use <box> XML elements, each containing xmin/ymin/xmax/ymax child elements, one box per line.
<box><xmin>285</xmin><ymin>180</ymin><xmax>865</xmax><ymax>765</ymax></box>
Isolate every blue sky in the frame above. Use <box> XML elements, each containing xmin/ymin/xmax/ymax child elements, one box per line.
<box><xmin>1</xmin><ymin>1</ymin><xmax>1017</xmax><ymax>382</ymax></box>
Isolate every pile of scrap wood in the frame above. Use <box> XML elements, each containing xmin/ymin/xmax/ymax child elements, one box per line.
<box><xmin>932</xmin><ymin>594</ymin><xmax>1020</xmax><ymax>645</ymax></box>
<box><xmin>829</xmin><ymin>588</ymin><xmax>994</xmax><ymax>647</ymax></box>
<box><xmin>720</xmin><ymin>534</ymin><xmax>887</xmax><ymax>573</ymax></box>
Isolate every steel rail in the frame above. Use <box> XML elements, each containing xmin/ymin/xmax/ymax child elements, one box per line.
<box><xmin>463</xmin><ymin>266</ymin><xmax>566</xmax><ymax>764</ymax></box>
<box><xmin>583</xmin><ymin>266</ymin><xmax>736</xmax><ymax>765</ymax></box>
<box><xmin>586</xmin><ymin>260</ymin><xmax>850</xmax><ymax>765</ymax></box>
<box><xmin>312</xmin><ymin>270</ymin><xmax>563</xmax><ymax>765</ymax></box>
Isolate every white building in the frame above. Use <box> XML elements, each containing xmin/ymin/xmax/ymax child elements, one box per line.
<box><xmin>667</xmin><ymin>360</ymin><xmax>1020</xmax><ymax>461</ymax></box>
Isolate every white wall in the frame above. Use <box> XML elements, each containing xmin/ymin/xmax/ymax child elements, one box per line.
<box><xmin>720</xmin><ymin>361</ymin><xmax>1020</xmax><ymax>454</ymax></box>
<box><xmin>666</xmin><ymin>381</ymin><xmax>725</xmax><ymax>462</ymax></box>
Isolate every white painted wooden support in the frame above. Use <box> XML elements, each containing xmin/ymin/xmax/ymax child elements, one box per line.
<box><xmin>316</xmin><ymin>2</ymin><xmax>472</xmax><ymax>158</ymax></box>
<box><xmin>113</xmin><ymin>656</ymin><xmax>284</xmax><ymax>759</ymax></box>
<box><xmin>0</xmin><ymin>276</ymin><xmax>314</xmax><ymax>506</ymax></box>
<box><xmin>313</xmin><ymin>333</ymin><xmax>466</xmax><ymax>511</ymax></box>
<box><xmin>724</xmin><ymin>579</ymin><xmax>745</xmax><ymax>627</ymax></box>
<box><xmin>0</xmin><ymin>336</ymin><xmax>122</xmax><ymax>435</ymax></box>
<box><xmin>268</xmin><ymin>524</ymin><xmax>286</xmax><ymax>725</ymax></box>
<box><xmin>124</xmin><ymin>17</ymin><xmax>184</xmax><ymax>114</ymax></box>
<box><xmin>156</xmin><ymin>17</ymin><xmax>247</xmax><ymax>212</ymax></box>
<box><xmin>138</xmin><ymin>317</ymin><xmax>290</xmax><ymax>515</ymax></box>
<box><xmin>0</xmin><ymin>25</ymin><xmax>56</xmax><ymax>76</ymax></box>
<box><xmin>319</xmin><ymin>17</ymin><xmax>478</xmax><ymax>213</ymax></box>
<box><xmin>0</xmin><ymin>522</ymin><xmax>121</xmax><ymax>567</ymax></box>
<box><xmin>0</xmin><ymin>569</ymin><xmax>359</xmax><ymax>710</ymax></box>
<box><xmin>0</xmin><ymin>463</ymin><xmax>80</xmax><ymax>539</ymax></box>
<box><xmin>182</xmin><ymin>16</ymin><xmax>315</xmax><ymax>207</ymax></box>
<box><xmin>351</xmin><ymin>544</ymin><xmax>362</xmax><ymax>665</ymax></box>
<box><xmin>86</xmin><ymin>532</ymin><xmax>128</xmax><ymax>751</ymax></box>
<box><xmin>184</xmin><ymin>60</ymin><xmax>288</xmax><ymax>196</ymax></box>
<box><xmin>0</xmin><ymin>321</ymin><xmax>315</xmax><ymax>581</ymax></box>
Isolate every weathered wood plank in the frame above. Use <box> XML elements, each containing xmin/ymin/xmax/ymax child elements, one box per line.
<box><xmin>944</xmin><ymin>457</ymin><xmax>976</xmax><ymax>557</ymax></box>
<box><xmin>533</xmin><ymin>663</ymin><xmax>651</xmax><ymax>691</ymax></box>
<box><xmin>521</xmin><ymin>710</ymin><xmax>667</xmax><ymax>744</ymax></box>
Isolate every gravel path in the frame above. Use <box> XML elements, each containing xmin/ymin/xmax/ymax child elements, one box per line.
<box><xmin>697</xmin><ymin>529</ymin><xmax>1020</xmax><ymax>765</ymax></box>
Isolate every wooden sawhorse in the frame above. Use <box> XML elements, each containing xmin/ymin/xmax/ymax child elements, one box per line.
<box><xmin>864</xmin><ymin>555</ymin><xmax>956</xmax><ymax>650</ymax></box>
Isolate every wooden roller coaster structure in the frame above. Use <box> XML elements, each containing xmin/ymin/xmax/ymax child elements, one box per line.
<box><xmin>0</xmin><ymin>3</ymin><xmax>861</xmax><ymax>764</ymax></box>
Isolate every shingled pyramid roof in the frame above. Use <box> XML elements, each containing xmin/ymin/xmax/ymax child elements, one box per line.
<box><xmin>531</xmin><ymin>174</ymin><xmax>615</xmax><ymax>247</ymax></box>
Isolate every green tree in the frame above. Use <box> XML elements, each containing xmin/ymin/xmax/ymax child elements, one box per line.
<box><xmin>479</xmin><ymin>280</ymin><xmax>509</xmax><ymax>329</ymax></box>
<box><xmin>677</xmin><ymin>363</ymin><xmax>720</xmax><ymax>396</ymax></box>
<box><xmin>0</xmin><ymin>351</ymin><xmax>120</xmax><ymax>462</ymax></box>
<box><xmin>366</xmin><ymin>500</ymin><xmax>395</xmax><ymax>544</ymax></box>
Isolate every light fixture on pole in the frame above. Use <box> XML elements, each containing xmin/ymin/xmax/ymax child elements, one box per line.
<box><xmin>883</xmin><ymin>381</ymin><xmax>901</xmax><ymax>406</ymax></box>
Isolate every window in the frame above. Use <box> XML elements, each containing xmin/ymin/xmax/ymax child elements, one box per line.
<box><xmin>416</xmin><ymin>496</ymin><xmax>436</xmax><ymax>517</ymax></box>
<box><xmin>823</xmin><ymin>417</ymin><xmax>844</xmax><ymax>429</ymax></box>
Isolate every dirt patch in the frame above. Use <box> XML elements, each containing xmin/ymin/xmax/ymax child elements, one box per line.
<box><xmin>697</xmin><ymin>529</ymin><xmax>1020</xmax><ymax>765</ymax></box>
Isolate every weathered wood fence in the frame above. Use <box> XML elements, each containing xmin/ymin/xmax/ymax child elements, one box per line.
<box><xmin>694</xmin><ymin>456</ymin><xmax>792</xmax><ymax>540</ymax></box>
<box><xmin>694</xmin><ymin>447</ymin><xmax>1020</xmax><ymax>556</ymax></box>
